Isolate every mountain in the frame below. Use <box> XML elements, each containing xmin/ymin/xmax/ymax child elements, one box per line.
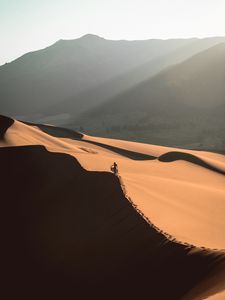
<box><xmin>0</xmin><ymin>34</ymin><xmax>192</xmax><ymax>116</ymax></box>
<box><xmin>1</xmin><ymin>35</ymin><xmax>225</xmax><ymax>120</ymax></box>
<box><xmin>44</xmin><ymin>37</ymin><xmax>225</xmax><ymax>121</ymax></box>
<box><xmin>73</xmin><ymin>43</ymin><xmax>225</xmax><ymax>151</ymax></box>
<box><xmin>1</xmin><ymin>115</ymin><xmax>225</xmax><ymax>299</ymax></box>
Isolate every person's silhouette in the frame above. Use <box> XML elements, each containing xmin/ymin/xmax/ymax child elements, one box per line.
<box><xmin>111</xmin><ymin>162</ymin><xmax>118</xmax><ymax>175</ymax></box>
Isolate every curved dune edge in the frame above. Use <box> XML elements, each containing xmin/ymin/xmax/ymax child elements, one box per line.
<box><xmin>83</xmin><ymin>136</ymin><xmax>225</xmax><ymax>174</ymax></box>
<box><xmin>18</xmin><ymin>118</ymin><xmax>225</xmax><ymax>170</ymax></box>
<box><xmin>79</xmin><ymin>134</ymin><xmax>225</xmax><ymax>250</ymax></box>
<box><xmin>119</xmin><ymin>174</ymin><xmax>225</xmax><ymax>299</ymax></box>
<box><xmin>20</xmin><ymin>118</ymin><xmax>225</xmax><ymax>173</ymax></box>
<box><xmin>158</xmin><ymin>151</ymin><xmax>225</xmax><ymax>176</ymax></box>
<box><xmin>0</xmin><ymin>115</ymin><xmax>14</xmax><ymax>139</ymax></box>
<box><xmin>1</xmin><ymin>117</ymin><xmax>225</xmax><ymax>250</ymax></box>
<box><xmin>183</xmin><ymin>265</ymin><xmax>225</xmax><ymax>300</ymax></box>
<box><xmin>2</xmin><ymin>117</ymin><xmax>224</xmax><ymax>251</ymax></box>
<box><xmin>1</xmin><ymin>144</ymin><xmax>225</xmax><ymax>300</ymax></box>
<box><xmin>119</xmin><ymin>174</ymin><xmax>225</xmax><ymax>253</ymax></box>
<box><xmin>205</xmin><ymin>290</ymin><xmax>225</xmax><ymax>300</ymax></box>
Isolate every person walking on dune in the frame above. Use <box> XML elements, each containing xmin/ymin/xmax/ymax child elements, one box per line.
<box><xmin>111</xmin><ymin>162</ymin><xmax>118</xmax><ymax>175</ymax></box>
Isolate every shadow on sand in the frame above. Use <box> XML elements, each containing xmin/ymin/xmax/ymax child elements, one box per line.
<box><xmin>21</xmin><ymin>120</ymin><xmax>83</xmax><ymax>139</ymax></box>
<box><xmin>82</xmin><ymin>138</ymin><xmax>157</xmax><ymax>160</ymax></box>
<box><xmin>22</xmin><ymin>120</ymin><xmax>157</xmax><ymax>160</ymax></box>
<box><xmin>1</xmin><ymin>145</ymin><xmax>224</xmax><ymax>300</ymax></box>
<box><xmin>158</xmin><ymin>151</ymin><xmax>225</xmax><ymax>176</ymax></box>
<box><xmin>0</xmin><ymin>115</ymin><xmax>14</xmax><ymax>139</ymax></box>
<box><xmin>18</xmin><ymin>119</ymin><xmax>225</xmax><ymax>166</ymax></box>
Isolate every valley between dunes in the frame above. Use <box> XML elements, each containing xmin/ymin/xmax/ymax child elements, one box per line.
<box><xmin>1</xmin><ymin>115</ymin><xmax>225</xmax><ymax>300</ymax></box>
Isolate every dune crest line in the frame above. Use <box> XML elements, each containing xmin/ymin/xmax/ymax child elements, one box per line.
<box><xmin>117</xmin><ymin>173</ymin><xmax>225</xmax><ymax>253</ymax></box>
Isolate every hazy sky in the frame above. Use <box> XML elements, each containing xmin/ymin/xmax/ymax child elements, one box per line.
<box><xmin>1</xmin><ymin>0</ymin><xmax>225</xmax><ymax>65</ymax></box>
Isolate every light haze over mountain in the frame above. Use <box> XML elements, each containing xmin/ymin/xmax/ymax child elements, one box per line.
<box><xmin>1</xmin><ymin>0</ymin><xmax>225</xmax><ymax>65</ymax></box>
<box><xmin>73</xmin><ymin>42</ymin><xmax>225</xmax><ymax>151</ymax></box>
<box><xmin>1</xmin><ymin>34</ymin><xmax>225</xmax><ymax>121</ymax></box>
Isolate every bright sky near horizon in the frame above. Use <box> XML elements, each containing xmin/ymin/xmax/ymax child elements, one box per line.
<box><xmin>1</xmin><ymin>0</ymin><xmax>225</xmax><ymax>65</ymax></box>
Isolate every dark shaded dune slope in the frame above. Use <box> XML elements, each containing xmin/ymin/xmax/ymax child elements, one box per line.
<box><xmin>159</xmin><ymin>151</ymin><xmax>225</xmax><ymax>176</ymax></box>
<box><xmin>0</xmin><ymin>115</ymin><xmax>14</xmax><ymax>138</ymax></box>
<box><xmin>1</xmin><ymin>145</ymin><xmax>225</xmax><ymax>299</ymax></box>
<box><xmin>82</xmin><ymin>138</ymin><xmax>156</xmax><ymax>160</ymax></box>
<box><xmin>22</xmin><ymin>120</ymin><xmax>83</xmax><ymax>139</ymax></box>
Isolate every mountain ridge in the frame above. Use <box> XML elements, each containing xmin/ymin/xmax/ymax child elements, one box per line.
<box><xmin>71</xmin><ymin>42</ymin><xmax>225</xmax><ymax>150</ymax></box>
<box><xmin>1</xmin><ymin>35</ymin><xmax>225</xmax><ymax>118</ymax></box>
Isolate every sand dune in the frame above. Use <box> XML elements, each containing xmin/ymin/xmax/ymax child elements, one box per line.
<box><xmin>158</xmin><ymin>151</ymin><xmax>225</xmax><ymax>176</ymax></box>
<box><xmin>205</xmin><ymin>290</ymin><xmax>225</xmax><ymax>300</ymax></box>
<box><xmin>1</xmin><ymin>115</ymin><xmax>225</xmax><ymax>299</ymax></box>
<box><xmin>2</xmin><ymin>116</ymin><xmax>225</xmax><ymax>249</ymax></box>
<box><xmin>0</xmin><ymin>115</ymin><xmax>14</xmax><ymax>138</ymax></box>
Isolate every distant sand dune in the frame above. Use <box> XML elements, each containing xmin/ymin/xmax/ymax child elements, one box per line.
<box><xmin>22</xmin><ymin>120</ymin><xmax>156</xmax><ymax>160</ymax></box>
<box><xmin>82</xmin><ymin>138</ymin><xmax>157</xmax><ymax>160</ymax></box>
<box><xmin>158</xmin><ymin>151</ymin><xmax>225</xmax><ymax>176</ymax></box>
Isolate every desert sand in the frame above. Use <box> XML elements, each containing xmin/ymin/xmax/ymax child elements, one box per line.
<box><xmin>1</xmin><ymin>115</ymin><xmax>225</xmax><ymax>300</ymax></box>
